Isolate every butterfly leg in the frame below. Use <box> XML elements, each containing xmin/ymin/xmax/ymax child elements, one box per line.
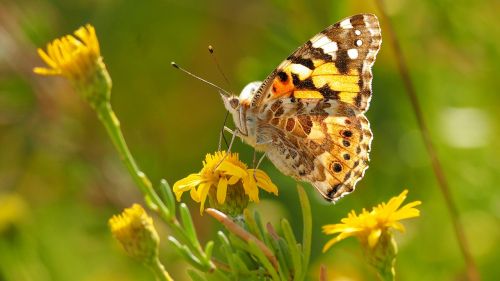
<box><xmin>252</xmin><ymin>152</ymin><xmax>267</xmax><ymax>181</ymax></box>
<box><xmin>255</xmin><ymin>152</ymin><xmax>267</xmax><ymax>170</ymax></box>
<box><xmin>223</xmin><ymin>126</ymin><xmax>236</xmax><ymax>134</ymax></box>
<box><xmin>214</xmin><ymin>127</ymin><xmax>238</xmax><ymax>169</ymax></box>
<box><xmin>218</xmin><ymin>111</ymin><xmax>231</xmax><ymax>151</ymax></box>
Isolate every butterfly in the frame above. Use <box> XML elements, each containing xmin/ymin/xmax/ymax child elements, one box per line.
<box><xmin>221</xmin><ymin>14</ymin><xmax>381</xmax><ymax>202</ymax></box>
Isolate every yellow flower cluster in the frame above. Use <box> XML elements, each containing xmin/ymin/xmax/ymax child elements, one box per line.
<box><xmin>173</xmin><ymin>151</ymin><xmax>278</xmax><ymax>213</ymax></box>
<box><xmin>323</xmin><ymin>190</ymin><xmax>421</xmax><ymax>252</ymax></box>
<box><xmin>109</xmin><ymin>204</ymin><xmax>160</xmax><ymax>263</ymax></box>
<box><xmin>34</xmin><ymin>24</ymin><xmax>101</xmax><ymax>81</ymax></box>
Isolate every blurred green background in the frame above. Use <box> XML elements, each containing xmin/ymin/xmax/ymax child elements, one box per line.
<box><xmin>0</xmin><ymin>0</ymin><xmax>498</xmax><ymax>280</ymax></box>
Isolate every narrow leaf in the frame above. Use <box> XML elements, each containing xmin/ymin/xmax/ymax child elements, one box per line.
<box><xmin>204</xmin><ymin>241</ymin><xmax>214</xmax><ymax>260</ymax></box>
<box><xmin>281</xmin><ymin>219</ymin><xmax>302</xmax><ymax>279</ymax></box>
<box><xmin>248</xmin><ymin>240</ymin><xmax>280</xmax><ymax>281</ymax></box>
<box><xmin>297</xmin><ymin>184</ymin><xmax>312</xmax><ymax>280</ymax></box>
<box><xmin>243</xmin><ymin>209</ymin><xmax>263</xmax><ymax>240</ymax></box>
<box><xmin>167</xmin><ymin>236</ymin><xmax>206</xmax><ymax>271</ymax></box>
<box><xmin>159</xmin><ymin>179</ymin><xmax>176</xmax><ymax>216</ymax></box>
<box><xmin>206</xmin><ymin>208</ymin><xmax>278</xmax><ymax>269</ymax></box>
<box><xmin>180</xmin><ymin>203</ymin><xmax>198</xmax><ymax>246</ymax></box>
<box><xmin>187</xmin><ymin>269</ymin><xmax>206</xmax><ymax>281</ymax></box>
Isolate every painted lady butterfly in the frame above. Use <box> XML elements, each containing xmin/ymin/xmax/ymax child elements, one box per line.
<box><xmin>221</xmin><ymin>14</ymin><xmax>382</xmax><ymax>201</ymax></box>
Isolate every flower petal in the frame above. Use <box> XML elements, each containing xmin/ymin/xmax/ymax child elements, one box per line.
<box><xmin>227</xmin><ymin>175</ymin><xmax>239</xmax><ymax>185</ymax></box>
<box><xmin>190</xmin><ymin>187</ymin><xmax>200</xmax><ymax>202</ymax></box>
<box><xmin>217</xmin><ymin>160</ymin><xmax>247</xmax><ymax>178</ymax></box>
<box><xmin>172</xmin><ymin>174</ymin><xmax>203</xmax><ymax>201</ymax></box>
<box><xmin>242</xmin><ymin>174</ymin><xmax>259</xmax><ymax>202</ymax></box>
<box><xmin>197</xmin><ymin>182</ymin><xmax>211</xmax><ymax>213</ymax></box>
<box><xmin>389</xmin><ymin>221</ymin><xmax>406</xmax><ymax>233</ymax></box>
<box><xmin>250</xmin><ymin>169</ymin><xmax>278</xmax><ymax>195</ymax></box>
<box><xmin>322</xmin><ymin>230</ymin><xmax>359</xmax><ymax>252</ymax></box>
<box><xmin>217</xmin><ymin>177</ymin><xmax>228</xmax><ymax>204</ymax></box>
<box><xmin>321</xmin><ymin>189</ymin><xmax>421</xmax><ymax>252</ymax></box>
<box><xmin>368</xmin><ymin>228</ymin><xmax>382</xmax><ymax>248</ymax></box>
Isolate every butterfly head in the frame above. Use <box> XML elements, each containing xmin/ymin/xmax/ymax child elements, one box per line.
<box><xmin>221</xmin><ymin>81</ymin><xmax>262</xmax><ymax>139</ymax></box>
<box><xmin>221</xmin><ymin>81</ymin><xmax>262</xmax><ymax>113</ymax></box>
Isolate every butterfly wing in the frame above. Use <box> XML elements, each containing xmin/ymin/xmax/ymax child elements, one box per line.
<box><xmin>251</xmin><ymin>13</ymin><xmax>381</xmax><ymax>112</ymax></box>
<box><xmin>252</xmin><ymin>14</ymin><xmax>381</xmax><ymax>201</ymax></box>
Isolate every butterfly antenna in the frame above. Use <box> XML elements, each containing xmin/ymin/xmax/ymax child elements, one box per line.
<box><xmin>171</xmin><ymin>62</ymin><xmax>232</xmax><ymax>96</ymax></box>
<box><xmin>208</xmin><ymin>45</ymin><xmax>232</xmax><ymax>90</ymax></box>
<box><xmin>207</xmin><ymin>46</ymin><xmax>235</xmax><ymax>150</ymax></box>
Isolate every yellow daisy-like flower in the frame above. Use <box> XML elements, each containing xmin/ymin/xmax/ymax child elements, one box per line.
<box><xmin>34</xmin><ymin>24</ymin><xmax>100</xmax><ymax>80</ymax></box>
<box><xmin>109</xmin><ymin>204</ymin><xmax>160</xmax><ymax>264</ymax></box>
<box><xmin>173</xmin><ymin>151</ymin><xmax>278</xmax><ymax>214</ymax></box>
<box><xmin>34</xmin><ymin>24</ymin><xmax>111</xmax><ymax>108</ymax></box>
<box><xmin>322</xmin><ymin>190</ymin><xmax>421</xmax><ymax>252</ymax></box>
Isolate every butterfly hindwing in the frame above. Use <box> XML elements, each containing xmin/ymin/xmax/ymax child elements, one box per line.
<box><xmin>261</xmin><ymin>96</ymin><xmax>373</xmax><ymax>201</ymax></box>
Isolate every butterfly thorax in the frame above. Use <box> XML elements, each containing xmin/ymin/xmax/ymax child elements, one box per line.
<box><xmin>222</xmin><ymin>82</ymin><xmax>267</xmax><ymax>150</ymax></box>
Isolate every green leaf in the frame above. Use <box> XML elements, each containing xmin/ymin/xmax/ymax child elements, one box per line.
<box><xmin>209</xmin><ymin>269</ymin><xmax>231</xmax><ymax>281</ymax></box>
<box><xmin>167</xmin><ymin>236</ymin><xmax>206</xmax><ymax>271</ymax></box>
<box><xmin>232</xmin><ymin>253</ymin><xmax>251</xmax><ymax>274</ymax></box>
<box><xmin>254</xmin><ymin>211</ymin><xmax>271</xmax><ymax>246</ymax></box>
<box><xmin>297</xmin><ymin>184</ymin><xmax>312</xmax><ymax>280</ymax></box>
<box><xmin>159</xmin><ymin>179</ymin><xmax>176</xmax><ymax>217</ymax></box>
<box><xmin>218</xmin><ymin>231</ymin><xmax>238</xmax><ymax>278</ymax></box>
<box><xmin>268</xmin><ymin>233</ymin><xmax>291</xmax><ymax>281</ymax></box>
<box><xmin>187</xmin><ymin>269</ymin><xmax>206</xmax><ymax>281</ymax></box>
<box><xmin>180</xmin><ymin>203</ymin><xmax>199</xmax><ymax>246</ymax></box>
<box><xmin>247</xmin><ymin>240</ymin><xmax>280</xmax><ymax>281</ymax></box>
<box><xmin>277</xmin><ymin>237</ymin><xmax>294</xmax><ymax>272</ymax></box>
<box><xmin>228</xmin><ymin>234</ymin><xmax>249</xmax><ymax>251</ymax></box>
<box><xmin>204</xmin><ymin>241</ymin><xmax>214</xmax><ymax>260</ymax></box>
<box><xmin>281</xmin><ymin>219</ymin><xmax>302</xmax><ymax>279</ymax></box>
<box><xmin>243</xmin><ymin>209</ymin><xmax>263</xmax><ymax>241</ymax></box>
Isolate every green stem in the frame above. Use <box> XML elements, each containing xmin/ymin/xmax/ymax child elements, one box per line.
<box><xmin>96</xmin><ymin>103</ymin><xmax>158</xmax><ymax>204</ymax></box>
<box><xmin>373</xmin><ymin>2</ymin><xmax>480</xmax><ymax>281</ymax></box>
<box><xmin>96</xmin><ymin>103</ymin><xmax>214</xmax><ymax>270</ymax></box>
<box><xmin>376</xmin><ymin>269</ymin><xmax>395</xmax><ymax>281</ymax></box>
<box><xmin>149</xmin><ymin>258</ymin><xmax>174</xmax><ymax>281</ymax></box>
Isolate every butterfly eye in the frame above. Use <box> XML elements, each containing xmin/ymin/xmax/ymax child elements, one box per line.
<box><xmin>229</xmin><ymin>97</ymin><xmax>239</xmax><ymax>109</ymax></box>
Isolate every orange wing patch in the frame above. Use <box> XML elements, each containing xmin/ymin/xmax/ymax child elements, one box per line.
<box><xmin>270</xmin><ymin>71</ymin><xmax>295</xmax><ymax>97</ymax></box>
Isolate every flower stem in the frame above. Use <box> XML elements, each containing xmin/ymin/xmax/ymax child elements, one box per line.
<box><xmin>96</xmin><ymin>103</ymin><xmax>157</xmax><ymax>203</ymax></box>
<box><xmin>148</xmin><ymin>258</ymin><xmax>174</xmax><ymax>281</ymax></box>
<box><xmin>95</xmin><ymin>103</ymin><xmax>214</xmax><ymax>270</ymax></box>
<box><xmin>376</xmin><ymin>268</ymin><xmax>395</xmax><ymax>281</ymax></box>
<box><xmin>373</xmin><ymin>1</ymin><xmax>480</xmax><ymax>280</ymax></box>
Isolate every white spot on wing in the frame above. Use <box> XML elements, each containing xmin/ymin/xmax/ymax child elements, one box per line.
<box><xmin>347</xmin><ymin>48</ymin><xmax>358</xmax><ymax>59</ymax></box>
<box><xmin>340</xmin><ymin>19</ymin><xmax>353</xmax><ymax>29</ymax></box>
<box><xmin>355</xmin><ymin>39</ymin><xmax>363</xmax><ymax>46</ymax></box>
<box><xmin>288</xmin><ymin>63</ymin><xmax>313</xmax><ymax>79</ymax></box>
<box><xmin>312</xmin><ymin>36</ymin><xmax>331</xmax><ymax>48</ymax></box>
<box><xmin>355</xmin><ymin>29</ymin><xmax>361</xmax><ymax>36</ymax></box>
<box><xmin>312</xmin><ymin>36</ymin><xmax>338</xmax><ymax>54</ymax></box>
<box><xmin>322</xmin><ymin>41</ymin><xmax>338</xmax><ymax>53</ymax></box>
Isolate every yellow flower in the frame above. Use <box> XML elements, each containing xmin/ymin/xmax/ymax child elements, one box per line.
<box><xmin>109</xmin><ymin>204</ymin><xmax>160</xmax><ymax>264</ymax></box>
<box><xmin>322</xmin><ymin>190</ymin><xmax>421</xmax><ymax>252</ymax></box>
<box><xmin>173</xmin><ymin>151</ymin><xmax>278</xmax><ymax>214</ymax></box>
<box><xmin>0</xmin><ymin>193</ymin><xmax>28</xmax><ymax>233</ymax></box>
<box><xmin>34</xmin><ymin>24</ymin><xmax>100</xmax><ymax>79</ymax></box>
<box><xmin>34</xmin><ymin>24</ymin><xmax>111</xmax><ymax>108</ymax></box>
